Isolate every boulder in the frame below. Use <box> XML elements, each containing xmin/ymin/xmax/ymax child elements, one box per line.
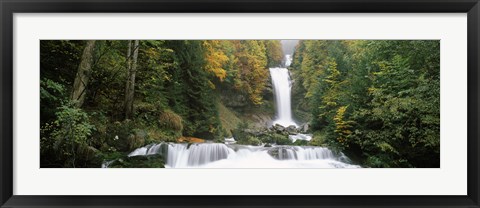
<box><xmin>300</xmin><ymin>123</ymin><xmax>310</xmax><ymax>133</ymax></box>
<box><xmin>127</xmin><ymin>129</ymin><xmax>147</xmax><ymax>151</ymax></box>
<box><xmin>273</xmin><ymin>124</ymin><xmax>285</xmax><ymax>132</ymax></box>
<box><xmin>286</xmin><ymin>125</ymin><xmax>298</xmax><ymax>134</ymax></box>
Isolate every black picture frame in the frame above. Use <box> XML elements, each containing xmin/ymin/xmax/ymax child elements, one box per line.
<box><xmin>1</xmin><ymin>0</ymin><xmax>479</xmax><ymax>207</ymax></box>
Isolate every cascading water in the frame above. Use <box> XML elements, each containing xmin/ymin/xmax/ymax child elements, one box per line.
<box><xmin>117</xmin><ymin>142</ymin><xmax>360</xmax><ymax>168</ymax></box>
<box><xmin>102</xmin><ymin>42</ymin><xmax>360</xmax><ymax>169</ymax></box>
<box><xmin>269</xmin><ymin>54</ymin><xmax>313</xmax><ymax>142</ymax></box>
<box><xmin>284</xmin><ymin>54</ymin><xmax>292</xmax><ymax>67</ymax></box>
<box><xmin>270</xmin><ymin>54</ymin><xmax>297</xmax><ymax>127</ymax></box>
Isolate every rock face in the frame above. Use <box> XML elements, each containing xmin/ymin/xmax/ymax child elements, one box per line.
<box><xmin>250</xmin><ymin>114</ymin><xmax>273</xmax><ymax>129</ymax></box>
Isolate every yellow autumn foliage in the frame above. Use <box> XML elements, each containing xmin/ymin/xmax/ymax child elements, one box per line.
<box><xmin>333</xmin><ymin>106</ymin><xmax>354</xmax><ymax>146</ymax></box>
<box><xmin>203</xmin><ymin>40</ymin><xmax>229</xmax><ymax>81</ymax></box>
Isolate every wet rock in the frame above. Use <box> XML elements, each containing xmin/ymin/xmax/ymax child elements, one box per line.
<box><xmin>267</xmin><ymin>148</ymin><xmax>279</xmax><ymax>158</ymax></box>
<box><xmin>273</xmin><ymin>124</ymin><xmax>285</xmax><ymax>132</ymax></box>
<box><xmin>286</xmin><ymin>125</ymin><xmax>298</xmax><ymax>134</ymax></box>
<box><xmin>300</xmin><ymin>123</ymin><xmax>310</xmax><ymax>133</ymax></box>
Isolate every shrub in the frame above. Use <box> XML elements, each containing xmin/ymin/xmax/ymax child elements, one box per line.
<box><xmin>237</xmin><ymin>136</ymin><xmax>262</xmax><ymax>146</ymax></box>
<box><xmin>106</xmin><ymin>120</ymin><xmax>136</xmax><ymax>152</ymax></box>
<box><xmin>146</xmin><ymin>128</ymin><xmax>179</xmax><ymax>143</ymax></box>
<box><xmin>293</xmin><ymin>139</ymin><xmax>309</xmax><ymax>146</ymax></box>
<box><xmin>51</xmin><ymin>102</ymin><xmax>95</xmax><ymax>167</ymax></box>
<box><xmin>159</xmin><ymin>110</ymin><xmax>183</xmax><ymax>132</ymax></box>
<box><xmin>231</xmin><ymin>121</ymin><xmax>249</xmax><ymax>141</ymax></box>
<box><xmin>270</xmin><ymin>133</ymin><xmax>291</xmax><ymax>145</ymax></box>
<box><xmin>309</xmin><ymin>131</ymin><xmax>327</xmax><ymax>146</ymax></box>
<box><xmin>40</xmin><ymin>78</ymin><xmax>66</xmax><ymax>123</ymax></box>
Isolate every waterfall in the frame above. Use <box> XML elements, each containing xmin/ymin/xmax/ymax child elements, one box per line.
<box><xmin>270</xmin><ymin>55</ymin><xmax>297</xmax><ymax>127</ymax></box>
<box><xmin>284</xmin><ymin>54</ymin><xmax>292</xmax><ymax>67</ymax></box>
<box><xmin>121</xmin><ymin>143</ymin><xmax>360</xmax><ymax>168</ymax></box>
<box><xmin>277</xmin><ymin>146</ymin><xmax>335</xmax><ymax>160</ymax></box>
<box><xmin>104</xmin><ymin>45</ymin><xmax>361</xmax><ymax>169</ymax></box>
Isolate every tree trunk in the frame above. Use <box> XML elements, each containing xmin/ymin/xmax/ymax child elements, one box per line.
<box><xmin>71</xmin><ymin>40</ymin><xmax>96</xmax><ymax>108</ymax></box>
<box><xmin>124</xmin><ymin>40</ymin><xmax>139</xmax><ymax>119</ymax></box>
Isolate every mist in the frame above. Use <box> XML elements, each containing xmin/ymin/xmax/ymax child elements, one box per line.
<box><xmin>281</xmin><ymin>40</ymin><xmax>299</xmax><ymax>55</ymax></box>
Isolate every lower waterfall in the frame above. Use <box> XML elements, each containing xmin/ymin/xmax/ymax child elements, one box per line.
<box><xmin>123</xmin><ymin>143</ymin><xmax>359</xmax><ymax>168</ymax></box>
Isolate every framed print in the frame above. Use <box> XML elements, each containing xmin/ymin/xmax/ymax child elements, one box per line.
<box><xmin>1</xmin><ymin>0</ymin><xmax>479</xmax><ymax>207</ymax></box>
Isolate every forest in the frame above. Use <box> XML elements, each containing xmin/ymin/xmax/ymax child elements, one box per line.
<box><xmin>40</xmin><ymin>40</ymin><xmax>439</xmax><ymax>168</ymax></box>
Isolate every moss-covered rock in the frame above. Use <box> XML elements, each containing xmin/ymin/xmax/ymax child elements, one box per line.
<box><xmin>127</xmin><ymin>129</ymin><xmax>147</xmax><ymax>151</ymax></box>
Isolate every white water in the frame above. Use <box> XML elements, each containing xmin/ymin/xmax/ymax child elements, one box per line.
<box><xmin>224</xmin><ymin>137</ymin><xmax>236</xmax><ymax>144</ymax></box>
<box><xmin>285</xmin><ymin>54</ymin><xmax>292</xmax><ymax>67</ymax></box>
<box><xmin>104</xmin><ymin>50</ymin><xmax>360</xmax><ymax>169</ymax></box>
<box><xmin>124</xmin><ymin>143</ymin><xmax>359</xmax><ymax>168</ymax></box>
<box><xmin>270</xmin><ymin>54</ymin><xmax>297</xmax><ymax>127</ymax></box>
<box><xmin>270</xmin><ymin>68</ymin><xmax>297</xmax><ymax>127</ymax></box>
<box><xmin>288</xmin><ymin>134</ymin><xmax>313</xmax><ymax>143</ymax></box>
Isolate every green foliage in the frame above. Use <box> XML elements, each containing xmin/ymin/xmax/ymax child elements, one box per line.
<box><xmin>41</xmin><ymin>40</ymin><xmax>278</xmax><ymax>167</ymax></box>
<box><xmin>259</xmin><ymin>133</ymin><xmax>292</xmax><ymax>145</ymax></box>
<box><xmin>333</xmin><ymin>106</ymin><xmax>354</xmax><ymax>149</ymax></box>
<box><xmin>217</xmin><ymin>102</ymin><xmax>242</xmax><ymax>137</ymax></box>
<box><xmin>48</xmin><ymin>102</ymin><xmax>96</xmax><ymax>167</ymax></box>
<box><xmin>264</xmin><ymin>40</ymin><xmax>284</xmax><ymax>67</ymax></box>
<box><xmin>293</xmin><ymin>139</ymin><xmax>309</xmax><ymax>146</ymax></box>
<box><xmin>309</xmin><ymin>131</ymin><xmax>327</xmax><ymax>146</ymax></box>
<box><xmin>108</xmin><ymin>155</ymin><xmax>165</xmax><ymax>168</ymax></box>
<box><xmin>230</xmin><ymin>40</ymin><xmax>269</xmax><ymax>105</ymax></box>
<box><xmin>40</xmin><ymin>78</ymin><xmax>67</xmax><ymax>127</ymax></box>
<box><xmin>40</xmin><ymin>39</ymin><xmax>440</xmax><ymax>168</ymax></box>
<box><xmin>291</xmin><ymin>40</ymin><xmax>440</xmax><ymax>167</ymax></box>
<box><xmin>237</xmin><ymin>136</ymin><xmax>262</xmax><ymax>146</ymax></box>
<box><xmin>231</xmin><ymin>121</ymin><xmax>250</xmax><ymax>141</ymax></box>
<box><xmin>164</xmin><ymin>40</ymin><xmax>222</xmax><ymax>140</ymax></box>
<box><xmin>149</xmin><ymin>128</ymin><xmax>181</xmax><ymax>143</ymax></box>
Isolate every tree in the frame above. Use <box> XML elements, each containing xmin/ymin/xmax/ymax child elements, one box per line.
<box><xmin>124</xmin><ymin>40</ymin><xmax>140</xmax><ymax>119</ymax></box>
<box><xmin>290</xmin><ymin>40</ymin><xmax>440</xmax><ymax>167</ymax></box>
<box><xmin>70</xmin><ymin>40</ymin><xmax>96</xmax><ymax>107</ymax></box>
<box><xmin>264</xmin><ymin>40</ymin><xmax>284</xmax><ymax>67</ymax></box>
<box><xmin>203</xmin><ymin>40</ymin><xmax>228</xmax><ymax>82</ymax></box>
<box><xmin>164</xmin><ymin>40</ymin><xmax>221</xmax><ymax>139</ymax></box>
<box><xmin>232</xmin><ymin>40</ymin><xmax>268</xmax><ymax>104</ymax></box>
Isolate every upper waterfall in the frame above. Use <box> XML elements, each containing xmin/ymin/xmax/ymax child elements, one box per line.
<box><xmin>270</xmin><ymin>54</ymin><xmax>297</xmax><ymax>127</ymax></box>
